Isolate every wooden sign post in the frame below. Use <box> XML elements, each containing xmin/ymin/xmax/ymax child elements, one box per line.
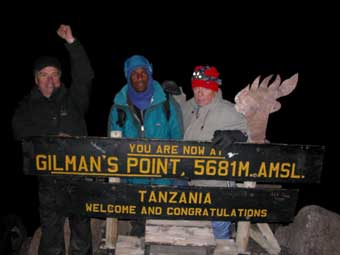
<box><xmin>102</xmin><ymin>131</ymin><xmax>122</xmax><ymax>251</ymax></box>
<box><xmin>21</xmin><ymin>136</ymin><xmax>324</xmax><ymax>254</ymax></box>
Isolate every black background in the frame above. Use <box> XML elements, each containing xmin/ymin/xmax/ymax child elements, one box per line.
<box><xmin>2</xmin><ymin>5</ymin><xmax>337</xmax><ymax>235</ymax></box>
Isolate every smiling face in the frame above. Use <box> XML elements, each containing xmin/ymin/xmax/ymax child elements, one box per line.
<box><xmin>35</xmin><ymin>66</ymin><xmax>61</xmax><ymax>98</ymax></box>
<box><xmin>130</xmin><ymin>67</ymin><xmax>149</xmax><ymax>92</ymax></box>
<box><xmin>193</xmin><ymin>86</ymin><xmax>216</xmax><ymax>106</ymax></box>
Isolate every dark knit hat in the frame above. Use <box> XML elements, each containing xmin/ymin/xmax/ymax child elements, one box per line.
<box><xmin>33</xmin><ymin>56</ymin><xmax>62</xmax><ymax>72</ymax></box>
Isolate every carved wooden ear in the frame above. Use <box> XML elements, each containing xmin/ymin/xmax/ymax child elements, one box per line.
<box><xmin>260</xmin><ymin>74</ymin><xmax>273</xmax><ymax>89</ymax></box>
<box><xmin>279</xmin><ymin>73</ymin><xmax>299</xmax><ymax>97</ymax></box>
<box><xmin>268</xmin><ymin>75</ymin><xmax>281</xmax><ymax>91</ymax></box>
<box><xmin>250</xmin><ymin>76</ymin><xmax>261</xmax><ymax>91</ymax></box>
<box><xmin>271</xmin><ymin>101</ymin><xmax>281</xmax><ymax>113</ymax></box>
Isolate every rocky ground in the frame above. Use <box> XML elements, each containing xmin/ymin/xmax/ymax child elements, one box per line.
<box><xmin>20</xmin><ymin>237</ymin><xmax>293</xmax><ymax>255</ymax></box>
<box><xmin>247</xmin><ymin>239</ymin><xmax>293</xmax><ymax>255</ymax></box>
<box><xmin>19</xmin><ymin>205</ymin><xmax>340</xmax><ymax>255</ymax></box>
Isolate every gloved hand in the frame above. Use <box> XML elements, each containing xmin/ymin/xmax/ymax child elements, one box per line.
<box><xmin>161</xmin><ymin>80</ymin><xmax>181</xmax><ymax>95</ymax></box>
<box><xmin>212</xmin><ymin>130</ymin><xmax>247</xmax><ymax>151</ymax></box>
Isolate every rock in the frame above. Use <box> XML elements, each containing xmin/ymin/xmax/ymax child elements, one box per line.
<box><xmin>275</xmin><ymin>205</ymin><xmax>340</xmax><ymax>255</ymax></box>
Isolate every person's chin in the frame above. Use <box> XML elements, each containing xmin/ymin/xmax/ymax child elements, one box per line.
<box><xmin>197</xmin><ymin>101</ymin><xmax>208</xmax><ymax>106</ymax></box>
<box><xmin>135</xmin><ymin>87</ymin><xmax>147</xmax><ymax>92</ymax></box>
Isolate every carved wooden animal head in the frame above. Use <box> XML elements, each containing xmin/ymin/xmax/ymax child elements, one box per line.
<box><xmin>235</xmin><ymin>73</ymin><xmax>299</xmax><ymax>143</ymax></box>
<box><xmin>235</xmin><ymin>73</ymin><xmax>299</xmax><ymax>117</ymax></box>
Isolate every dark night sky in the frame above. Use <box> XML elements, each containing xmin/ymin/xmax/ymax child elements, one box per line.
<box><xmin>3</xmin><ymin>7</ymin><xmax>337</xmax><ymax>234</ymax></box>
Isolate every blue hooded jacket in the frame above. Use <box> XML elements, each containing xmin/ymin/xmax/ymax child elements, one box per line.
<box><xmin>109</xmin><ymin>82</ymin><xmax>183</xmax><ymax>139</ymax></box>
<box><xmin>108</xmin><ymin>56</ymin><xmax>183</xmax><ymax>185</ymax></box>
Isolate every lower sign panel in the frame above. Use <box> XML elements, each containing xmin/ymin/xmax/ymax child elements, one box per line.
<box><xmin>65</xmin><ymin>182</ymin><xmax>298</xmax><ymax>223</ymax></box>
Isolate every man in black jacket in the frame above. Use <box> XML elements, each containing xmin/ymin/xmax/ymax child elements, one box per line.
<box><xmin>12</xmin><ymin>24</ymin><xmax>94</xmax><ymax>255</ymax></box>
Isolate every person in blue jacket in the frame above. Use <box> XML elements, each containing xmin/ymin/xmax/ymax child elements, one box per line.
<box><xmin>107</xmin><ymin>55</ymin><xmax>183</xmax><ymax>236</ymax></box>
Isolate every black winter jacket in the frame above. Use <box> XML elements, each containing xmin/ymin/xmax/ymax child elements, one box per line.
<box><xmin>12</xmin><ymin>40</ymin><xmax>94</xmax><ymax>139</ymax></box>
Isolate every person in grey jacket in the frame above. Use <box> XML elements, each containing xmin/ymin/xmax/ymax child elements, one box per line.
<box><xmin>12</xmin><ymin>24</ymin><xmax>94</xmax><ymax>255</ymax></box>
<box><xmin>181</xmin><ymin>65</ymin><xmax>247</xmax><ymax>141</ymax></box>
<box><xmin>172</xmin><ymin>65</ymin><xmax>248</xmax><ymax>239</ymax></box>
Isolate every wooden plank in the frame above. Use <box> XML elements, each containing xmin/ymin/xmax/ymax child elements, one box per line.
<box><xmin>66</xmin><ymin>182</ymin><xmax>298</xmax><ymax>223</ymax></box>
<box><xmin>250</xmin><ymin>224</ymin><xmax>280</xmax><ymax>255</ymax></box>
<box><xmin>22</xmin><ymin>136</ymin><xmax>324</xmax><ymax>183</ymax></box>
<box><xmin>145</xmin><ymin>220</ymin><xmax>215</xmax><ymax>255</ymax></box>
<box><xmin>147</xmin><ymin>219</ymin><xmax>212</xmax><ymax>228</ymax></box>
<box><xmin>102</xmin><ymin>130</ymin><xmax>121</xmax><ymax>250</ymax></box>
<box><xmin>145</xmin><ymin>225</ymin><xmax>215</xmax><ymax>247</ymax></box>
<box><xmin>115</xmin><ymin>235</ymin><xmax>144</xmax><ymax>255</ymax></box>
<box><xmin>236</xmin><ymin>181</ymin><xmax>256</xmax><ymax>252</ymax></box>
<box><xmin>149</xmin><ymin>245</ymin><xmax>213</xmax><ymax>255</ymax></box>
<box><xmin>103</xmin><ymin>218</ymin><xmax>117</xmax><ymax>250</ymax></box>
<box><xmin>236</xmin><ymin>183</ymin><xmax>281</xmax><ymax>253</ymax></box>
<box><xmin>254</xmin><ymin>223</ymin><xmax>281</xmax><ymax>254</ymax></box>
<box><xmin>213</xmin><ymin>239</ymin><xmax>244</xmax><ymax>255</ymax></box>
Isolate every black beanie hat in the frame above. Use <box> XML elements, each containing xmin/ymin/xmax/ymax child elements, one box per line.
<box><xmin>33</xmin><ymin>56</ymin><xmax>62</xmax><ymax>72</ymax></box>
